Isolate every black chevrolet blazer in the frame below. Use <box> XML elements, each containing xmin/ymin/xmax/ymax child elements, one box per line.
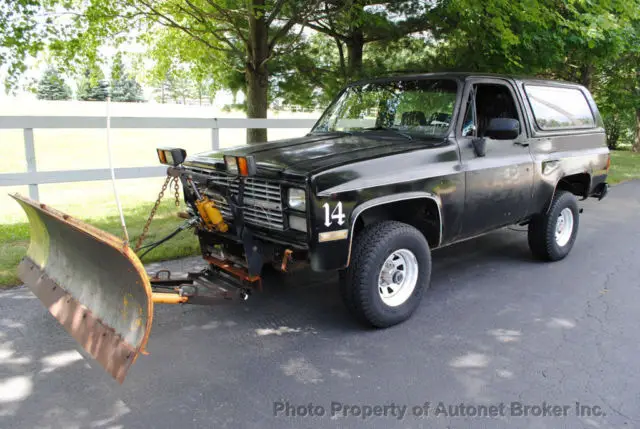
<box><xmin>178</xmin><ymin>72</ymin><xmax>610</xmax><ymax>327</ymax></box>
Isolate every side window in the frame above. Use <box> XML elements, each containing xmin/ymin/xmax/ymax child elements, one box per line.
<box><xmin>525</xmin><ymin>85</ymin><xmax>595</xmax><ymax>130</ymax></box>
<box><xmin>474</xmin><ymin>83</ymin><xmax>521</xmax><ymax>138</ymax></box>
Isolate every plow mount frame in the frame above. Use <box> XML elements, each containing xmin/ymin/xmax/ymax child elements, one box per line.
<box><xmin>148</xmin><ymin>261</ymin><xmax>261</xmax><ymax>305</ymax></box>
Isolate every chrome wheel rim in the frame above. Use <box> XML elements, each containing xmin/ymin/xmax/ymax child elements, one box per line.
<box><xmin>377</xmin><ymin>249</ymin><xmax>419</xmax><ymax>307</ymax></box>
<box><xmin>555</xmin><ymin>208</ymin><xmax>574</xmax><ymax>247</ymax></box>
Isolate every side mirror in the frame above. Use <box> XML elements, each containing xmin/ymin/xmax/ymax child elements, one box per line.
<box><xmin>485</xmin><ymin>118</ymin><xmax>520</xmax><ymax>140</ymax></box>
<box><xmin>472</xmin><ymin>137</ymin><xmax>487</xmax><ymax>157</ymax></box>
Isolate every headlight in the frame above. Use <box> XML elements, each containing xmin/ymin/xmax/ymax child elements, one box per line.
<box><xmin>287</xmin><ymin>188</ymin><xmax>306</xmax><ymax>211</ymax></box>
<box><xmin>288</xmin><ymin>215</ymin><xmax>307</xmax><ymax>232</ymax></box>
<box><xmin>224</xmin><ymin>155</ymin><xmax>238</xmax><ymax>174</ymax></box>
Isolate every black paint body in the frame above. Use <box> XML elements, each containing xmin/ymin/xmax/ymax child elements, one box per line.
<box><xmin>182</xmin><ymin>73</ymin><xmax>609</xmax><ymax>273</ymax></box>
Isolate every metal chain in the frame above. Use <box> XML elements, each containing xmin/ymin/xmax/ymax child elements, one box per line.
<box><xmin>135</xmin><ymin>175</ymin><xmax>172</xmax><ymax>252</ymax></box>
<box><xmin>173</xmin><ymin>177</ymin><xmax>181</xmax><ymax>207</ymax></box>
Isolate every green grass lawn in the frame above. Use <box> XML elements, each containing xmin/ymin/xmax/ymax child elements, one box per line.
<box><xmin>608</xmin><ymin>150</ymin><xmax>640</xmax><ymax>184</ymax></box>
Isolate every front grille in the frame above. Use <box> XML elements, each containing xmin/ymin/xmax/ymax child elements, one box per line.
<box><xmin>186</xmin><ymin>167</ymin><xmax>285</xmax><ymax>230</ymax></box>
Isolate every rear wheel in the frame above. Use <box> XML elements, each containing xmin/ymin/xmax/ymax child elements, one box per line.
<box><xmin>340</xmin><ymin>221</ymin><xmax>431</xmax><ymax>328</ymax></box>
<box><xmin>528</xmin><ymin>190</ymin><xmax>580</xmax><ymax>261</ymax></box>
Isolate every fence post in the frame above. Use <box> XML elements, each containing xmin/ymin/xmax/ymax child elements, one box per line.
<box><xmin>23</xmin><ymin>128</ymin><xmax>40</xmax><ymax>201</ymax></box>
<box><xmin>211</xmin><ymin>118</ymin><xmax>220</xmax><ymax>150</ymax></box>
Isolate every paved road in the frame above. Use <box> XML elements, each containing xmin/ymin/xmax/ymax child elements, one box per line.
<box><xmin>2</xmin><ymin>182</ymin><xmax>640</xmax><ymax>429</ymax></box>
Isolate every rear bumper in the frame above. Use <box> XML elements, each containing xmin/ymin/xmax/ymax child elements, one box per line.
<box><xmin>592</xmin><ymin>182</ymin><xmax>609</xmax><ymax>200</ymax></box>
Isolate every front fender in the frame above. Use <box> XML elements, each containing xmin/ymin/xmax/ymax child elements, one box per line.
<box><xmin>308</xmin><ymin>192</ymin><xmax>443</xmax><ymax>271</ymax></box>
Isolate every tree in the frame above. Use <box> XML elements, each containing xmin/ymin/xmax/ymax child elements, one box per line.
<box><xmin>305</xmin><ymin>1</ymin><xmax>433</xmax><ymax>80</ymax></box>
<box><xmin>111</xmin><ymin>77</ymin><xmax>145</xmax><ymax>102</ymax></box>
<box><xmin>167</xmin><ymin>69</ymin><xmax>193</xmax><ymax>104</ymax></box>
<box><xmin>137</xmin><ymin>0</ymin><xmax>321</xmax><ymax>142</ymax></box>
<box><xmin>7</xmin><ymin>0</ymin><xmax>322</xmax><ymax>143</ymax></box>
<box><xmin>191</xmin><ymin>74</ymin><xmax>218</xmax><ymax>106</ymax></box>
<box><xmin>111</xmin><ymin>51</ymin><xmax>126</xmax><ymax>82</ymax></box>
<box><xmin>77</xmin><ymin>63</ymin><xmax>109</xmax><ymax>101</ymax></box>
<box><xmin>0</xmin><ymin>1</ymin><xmax>42</xmax><ymax>93</ymax></box>
<box><xmin>150</xmin><ymin>73</ymin><xmax>171</xmax><ymax>104</ymax></box>
<box><xmin>430</xmin><ymin>0</ymin><xmax>640</xmax><ymax>151</ymax></box>
<box><xmin>4</xmin><ymin>0</ymin><xmax>640</xmax><ymax>148</ymax></box>
<box><xmin>110</xmin><ymin>52</ymin><xmax>145</xmax><ymax>102</ymax></box>
<box><xmin>36</xmin><ymin>67</ymin><xmax>72</xmax><ymax>100</ymax></box>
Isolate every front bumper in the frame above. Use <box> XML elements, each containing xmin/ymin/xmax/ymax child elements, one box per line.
<box><xmin>197</xmin><ymin>228</ymin><xmax>309</xmax><ymax>275</ymax></box>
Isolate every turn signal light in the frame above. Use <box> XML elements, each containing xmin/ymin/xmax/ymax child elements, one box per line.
<box><xmin>157</xmin><ymin>148</ymin><xmax>187</xmax><ymax>166</ymax></box>
<box><xmin>237</xmin><ymin>157</ymin><xmax>249</xmax><ymax>176</ymax></box>
<box><xmin>224</xmin><ymin>155</ymin><xmax>256</xmax><ymax>176</ymax></box>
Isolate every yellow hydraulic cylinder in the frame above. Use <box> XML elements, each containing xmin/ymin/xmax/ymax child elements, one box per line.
<box><xmin>195</xmin><ymin>197</ymin><xmax>229</xmax><ymax>232</ymax></box>
<box><xmin>152</xmin><ymin>292</ymin><xmax>189</xmax><ymax>304</ymax></box>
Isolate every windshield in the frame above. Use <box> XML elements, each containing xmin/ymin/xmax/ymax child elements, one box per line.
<box><xmin>313</xmin><ymin>78</ymin><xmax>458</xmax><ymax>139</ymax></box>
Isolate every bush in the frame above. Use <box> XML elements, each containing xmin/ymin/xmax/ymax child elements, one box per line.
<box><xmin>603</xmin><ymin>115</ymin><xmax>622</xmax><ymax>150</ymax></box>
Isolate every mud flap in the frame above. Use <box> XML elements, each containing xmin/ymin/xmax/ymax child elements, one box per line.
<box><xmin>11</xmin><ymin>194</ymin><xmax>153</xmax><ymax>383</ymax></box>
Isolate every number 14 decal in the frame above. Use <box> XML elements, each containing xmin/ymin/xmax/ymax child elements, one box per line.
<box><xmin>323</xmin><ymin>202</ymin><xmax>346</xmax><ymax>227</ymax></box>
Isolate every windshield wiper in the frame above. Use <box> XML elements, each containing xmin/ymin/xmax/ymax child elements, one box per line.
<box><xmin>309</xmin><ymin>130</ymin><xmax>353</xmax><ymax>136</ymax></box>
<box><xmin>361</xmin><ymin>126</ymin><xmax>413</xmax><ymax>140</ymax></box>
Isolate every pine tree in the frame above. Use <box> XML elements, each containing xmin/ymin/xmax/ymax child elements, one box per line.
<box><xmin>112</xmin><ymin>78</ymin><xmax>144</xmax><ymax>102</ymax></box>
<box><xmin>110</xmin><ymin>52</ymin><xmax>145</xmax><ymax>102</ymax></box>
<box><xmin>77</xmin><ymin>64</ymin><xmax>109</xmax><ymax>101</ymax></box>
<box><xmin>36</xmin><ymin>67</ymin><xmax>72</xmax><ymax>100</ymax></box>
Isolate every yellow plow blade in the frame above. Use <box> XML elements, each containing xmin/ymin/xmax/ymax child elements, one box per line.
<box><xmin>11</xmin><ymin>194</ymin><xmax>153</xmax><ymax>383</ymax></box>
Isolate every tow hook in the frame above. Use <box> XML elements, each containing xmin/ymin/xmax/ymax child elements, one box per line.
<box><xmin>280</xmin><ymin>249</ymin><xmax>293</xmax><ymax>272</ymax></box>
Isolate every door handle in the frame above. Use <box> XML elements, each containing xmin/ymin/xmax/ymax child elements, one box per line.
<box><xmin>514</xmin><ymin>141</ymin><xmax>530</xmax><ymax>147</ymax></box>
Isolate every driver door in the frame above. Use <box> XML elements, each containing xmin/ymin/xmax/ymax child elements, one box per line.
<box><xmin>457</xmin><ymin>78</ymin><xmax>534</xmax><ymax>237</ymax></box>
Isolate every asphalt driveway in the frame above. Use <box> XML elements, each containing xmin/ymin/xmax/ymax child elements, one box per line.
<box><xmin>1</xmin><ymin>182</ymin><xmax>639</xmax><ymax>428</ymax></box>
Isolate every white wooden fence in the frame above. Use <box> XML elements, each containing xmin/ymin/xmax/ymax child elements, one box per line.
<box><xmin>0</xmin><ymin>116</ymin><xmax>317</xmax><ymax>201</ymax></box>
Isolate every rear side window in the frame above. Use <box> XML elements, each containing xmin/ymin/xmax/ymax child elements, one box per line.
<box><xmin>525</xmin><ymin>85</ymin><xmax>595</xmax><ymax>130</ymax></box>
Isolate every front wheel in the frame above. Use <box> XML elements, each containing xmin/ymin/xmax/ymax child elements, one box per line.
<box><xmin>340</xmin><ymin>221</ymin><xmax>431</xmax><ymax>328</ymax></box>
<box><xmin>528</xmin><ymin>190</ymin><xmax>580</xmax><ymax>261</ymax></box>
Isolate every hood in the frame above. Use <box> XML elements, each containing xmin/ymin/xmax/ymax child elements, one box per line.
<box><xmin>184</xmin><ymin>132</ymin><xmax>442</xmax><ymax>178</ymax></box>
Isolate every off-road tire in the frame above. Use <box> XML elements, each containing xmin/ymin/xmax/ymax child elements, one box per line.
<box><xmin>340</xmin><ymin>221</ymin><xmax>431</xmax><ymax>328</ymax></box>
<box><xmin>528</xmin><ymin>190</ymin><xmax>580</xmax><ymax>261</ymax></box>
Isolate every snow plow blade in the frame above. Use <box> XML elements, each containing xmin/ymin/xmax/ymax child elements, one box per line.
<box><xmin>12</xmin><ymin>194</ymin><xmax>153</xmax><ymax>383</ymax></box>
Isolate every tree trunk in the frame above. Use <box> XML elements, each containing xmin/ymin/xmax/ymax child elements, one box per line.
<box><xmin>246</xmin><ymin>0</ymin><xmax>269</xmax><ymax>144</ymax></box>
<box><xmin>580</xmin><ymin>64</ymin><xmax>594</xmax><ymax>90</ymax></box>
<box><xmin>245</xmin><ymin>66</ymin><xmax>268</xmax><ymax>144</ymax></box>
<box><xmin>345</xmin><ymin>0</ymin><xmax>366</xmax><ymax>80</ymax></box>
<box><xmin>335</xmin><ymin>38</ymin><xmax>347</xmax><ymax>80</ymax></box>
<box><xmin>633</xmin><ymin>108</ymin><xmax>640</xmax><ymax>153</ymax></box>
<box><xmin>346</xmin><ymin>29</ymin><xmax>364</xmax><ymax>79</ymax></box>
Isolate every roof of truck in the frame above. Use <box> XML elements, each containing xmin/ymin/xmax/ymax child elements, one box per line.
<box><xmin>350</xmin><ymin>72</ymin><xmax>583</xmax><ymax>88</ymax></box>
